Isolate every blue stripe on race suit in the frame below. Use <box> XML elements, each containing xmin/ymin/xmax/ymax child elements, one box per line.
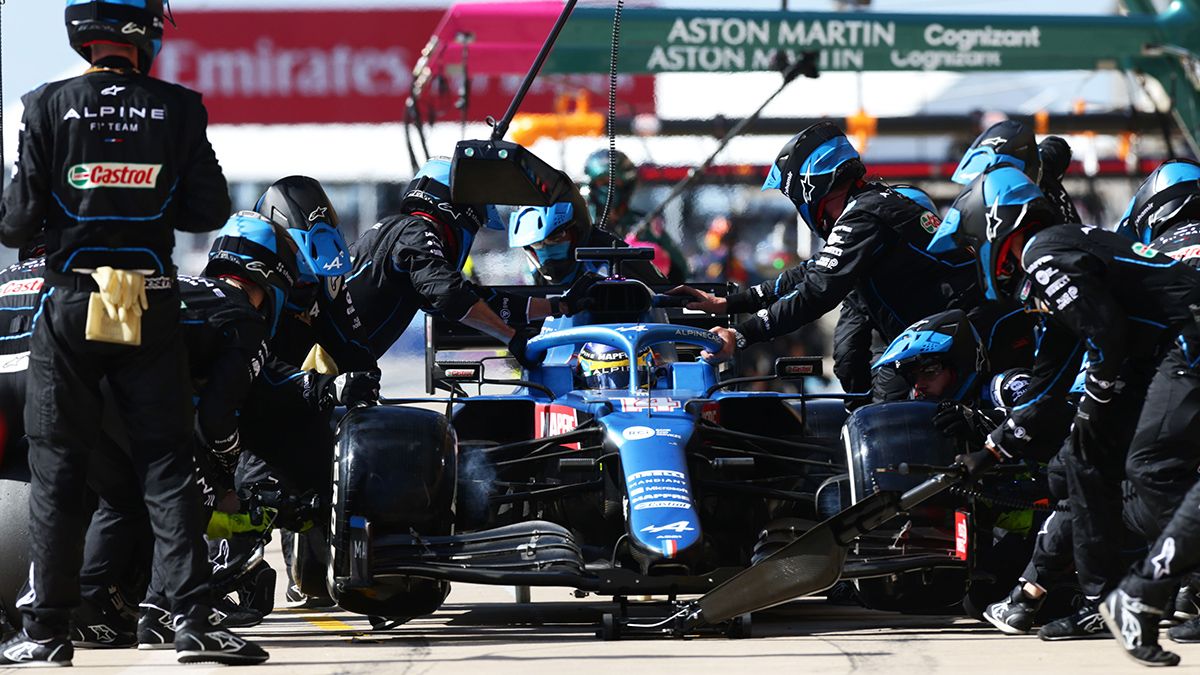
<box><xmin>906</xmin><ymin>242</ymin><xmax>975</xmax><ymax>268</ymax></box>
<box><xmin>987</xmin><ymin>307</ymin><xmax>1027</xmax><ymax>351</ymax></box>
<box><xmin>0</xmin><ymin>287</ymin><xmax>59</xmax><ymax>342</ymax></box>
<box><xmin>262</xmin><ymin>370</ymin><xmax>307</xmax><ymax>387</ymax></box>
<box><xmin>60</xmin><ymin>246</ymin><xmax>165</xmax><ymax>274</ymax></box>
<box><xmin>1013</xmin><ymin>341</ymin><xmax>1081</xmax><ymax>411</ymax></box>
<box><xmin>1113</xmin><ymin>256</ymin><xmax>1177</xmax><ymax>268</ymax></box>
<box><xmin>346</xmin><ymin>259</ymin><xmax>373</xmax><ymax>283</ymax></box>
<box><xmin>51</xmin><ymin>178</ymin><xmax>179</xmax><ymax>223</ymax></box>
<box><xmin>867</xmin><ymin>278</ymin><xmax>904</xmax><ymax>325</ymax></box>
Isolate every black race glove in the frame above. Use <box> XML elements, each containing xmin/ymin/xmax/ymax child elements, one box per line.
<box><xmin>932</xmin><ymin>401</ymin><xmax>974</xmax><ymax>438</ymax></box>
<box><xmin>326</xmin><ymin>369</ymin><xmax>382</xmax><ymax>407</ymax></box>
<box><xmin>954</xmin><ymin>448</ymin><xmax>998</xmax><ymax>479</ymax></box>
<box><xmin>551</xmin><ymin>272</ymin><xmax>603</xmax><ymax>317</ymax></box>
<box><xmin>1074</xmin><ymin>391</ymin><xmax>1106</xmax><ymax>438</ymax></box>
<box><xmin>507</xmin><ymin>326</ymin><xmax>544</xmax><ymax>370</ymax></box>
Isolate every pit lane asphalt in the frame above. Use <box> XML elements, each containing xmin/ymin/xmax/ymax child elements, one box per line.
<box><xmin>54</xmin><ymin>566</ymin><xmax>1200</xmax><ymax>674</ymax></box>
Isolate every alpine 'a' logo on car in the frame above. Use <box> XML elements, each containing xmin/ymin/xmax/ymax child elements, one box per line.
<box><xmin>67</xmin><ymin>163</ymin><xmax>161</xmax><ymax>190</ymax></box>
<box><xmin>640</xmin><ymin>520</ymin><xmax>694</xmax><ymax>534</ymax></box>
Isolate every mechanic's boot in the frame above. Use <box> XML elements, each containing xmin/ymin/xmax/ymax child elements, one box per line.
<box><xmin>71</xmin><ymin>595</ymin><xmax>136</xmax><ymax>649</ymax></box>
<box><xmin>174</xmin><ymin>609</ymin><xmax>269</xmax><ymax>666</ymax></box>
<box><xmin>1038</xmin><ymin>600</ymin><xmax>1107</xmax><ymax>641</ymax></box>
<box><xmin>285</xmin><ymin>584</ymin><xmax>335</xmax><ymax>609</ymax></box>
<box><xmin>984</xmin><ymin>585</ymin><xmax>1043</xmax><ymax>635</ymax></box>
<box><xmin>136</xmin><ymin>603</ymin><xmax>175</xmax><ymax>650</ymax></box>
<box><xmin>1168</xmin><ymin>616</ymin><xmax>1200</xmax><ymax>644</ymax></box>
<box><xmin>213</xmin><ymin>596</ymin><xmax>263</xmax><ymax>629</ymax></box>
<box><xmin>1173</xmin><ymin>584</ymin><xmax>1200</xmax><ymax>623</ymax></box>
<box><xmin>1100</xmin><ymin>588</ymin><xmax>1180</xmax><ymax>667</ymax></box>
<box><xmin>0</xmin><ymin>630</ymin><xmax>72</xmax><ymax>667</ymax></box>
<box><xmin>238</xmin><ymin>564</ymin><xmax>277</xmax><ymax>616</ymax></box>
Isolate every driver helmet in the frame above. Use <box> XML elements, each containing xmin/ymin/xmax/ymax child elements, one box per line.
<box><xmin>951</xmin><ymin>119</ymin><xmax>1041</xmax><ymax>186</ymax></box>
<box><xmin>872</xmin><ymin>309</ymin><xmax>984</xmax><ymax>402</ymax></box>
<box><xmin>255</xmin><ymin>176</ymin><xmax>351</xmax><ymax>283</ymax></box>
<box><xmin>66</xmin><ymin>0</ymin><xmax>166</xmax><ymax>72</ymax></box>
<box><xmin>203</xmin><ymin>211</ymin><xmax>300</xmax><ymax>336</ymax></box>
<box><xmin>1115</xmin><ymin>159</ymin><xmax>1200</xmax><ymax>244</ymax></box>
<box><xmin>584</xmin><ymin>149</ymin><xmax>639</xmax><ymax>228</ymax></box>
<box><xmin>508</xmin><ymin>201</ymin><xmax>593</xmax><ymax>284</ymax></box>
<box><xmin>401</xmin><ymin>157</ymin><xmax>504</xmax><ymax>270</ymax></box>
<box><xmin>762</xmin><ymin>122</ymin><xmax>866</xmax><ymax>238</ymax></box>
<box><xmin>928</xmin><ymin>164</ymin><xmax>1060</xmax><ymax>301</ymax></box>
<box><xmin>578</xmin><ymin>342</ymin><xmax>658</xmax><ymax>390</ymax></box>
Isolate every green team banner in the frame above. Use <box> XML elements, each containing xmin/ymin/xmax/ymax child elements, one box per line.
<box><xmin>547</xmin><ymin>7</ymin><xmax>1191</xmax><ymax>74</ymax></box>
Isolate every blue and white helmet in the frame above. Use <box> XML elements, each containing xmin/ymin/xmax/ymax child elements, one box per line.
<box><xmin>951</xmin><ymin>120</ymin><xmax>1041</xmax><ymax>186</ymax></box>
<box><xmin>928</xmin><ymin>165</ymin><xmax>1060</xmax><ymax>301</ymax></box>
<box><xmin>893</xmin><ymin>184</ymin><xmax>938</xmax><ymax>215</ymax></box>
<box><xmin>255</xmin><ymin>176</ymin><xmax>351</xmax><ymax>284</ymax></box>
<box><xmin>873</xmin><ymin>309</ymin><xmax>984</xmax><ymax>401</ymax></box>
<box><xmin>508</xmin><ymin>202</ymin><xmax>592</xmax><ymax>283</ymax></box>
<box><xmin>203</xmin><ymin>211</ymin><xmax>300</xmax><ymax>336</ymax></box>
<box><xmin>65</xmin><ymin>0</ymin><xmax>166</xmax><ymax>72</ymax></box>
<box><xmin>1115</xmin><ymin>159</ymin><xmax>1200</xmax><ymax>244</ymax></box>
<box><xmin>762</xmin><ymin>122</ymin><xmax>865</xmax><ymax>237</ymax></box>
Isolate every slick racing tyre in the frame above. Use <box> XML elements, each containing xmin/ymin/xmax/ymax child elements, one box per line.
<box><xmin>329</xmin><ymin>405</ymin><xmax>455</xmax><ymax>619</ymax></box>
<box><xmin>0</xmin><ymin>461</ymin><xmax>31</xmax><ymax>628</ymax></box>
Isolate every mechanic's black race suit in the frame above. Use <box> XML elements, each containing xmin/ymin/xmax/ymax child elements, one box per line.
<box><xmin>989</xmin><ymin>225</ymin><xmax>1200</xmax><ymax>600</ymax></box>
<box><xmin>0</xmin><ymin>259</ymin><xmax>269</xmax><ymax>623</ymax></box>
<box><xmin>724</xmin><ymin>183</ymin><xmax>979</xmax><ymax>399</ymax></box>
<box><xmin>0</xmin><ymin>57</ymin><xmax>229</xmax><ymax>636</ymax></box>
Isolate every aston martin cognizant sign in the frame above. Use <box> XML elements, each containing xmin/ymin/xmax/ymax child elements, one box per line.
<box><xmin>156</xmin><ymin>10</ymin><xmax>655</xmax><ymax>125</ymax></box>
<box><xmin>548</xmin><ymin>9</ymin><xmax>1157</xmax><ymax>74</ymax></box>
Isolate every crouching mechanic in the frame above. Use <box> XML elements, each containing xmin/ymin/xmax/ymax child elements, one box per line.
<box><xmin>508</xmin><ymin>200</ymin><xmax>663</xmax><ymax>286</ymax></box>
<box><xmin>0</xmin><ymin>0</ymin><xmax>267</xmax><ymax>665</ymax></box>
<box><xmin>224</xmin><ymin>176</ymin><xmax>374</xmax><ymax>610</ymax></box>
<box><xmin>931</xmin><ymin>164</ymin><xmax>1200</xmax><ymax>649</ymax></box>
<box><xmin>346</xmin><ymin>158</ymin><xmax>596</xmax><ymax>366</ymax></box>
<box><xmin>669</xmin><ymin>122</ymin><xmax>978</xmax><ymax>398</ymax></box>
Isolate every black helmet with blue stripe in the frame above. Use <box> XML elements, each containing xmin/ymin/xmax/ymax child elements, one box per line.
<box><xmin>1115</xmin><ymin>159</ymin><xmax>1200</xmax><ymax>244</ymax></box>
<box><xmin>255</xmin><ymin>176</ymin><xmax>351</xmax><ymax>284</ymax></box>
<box><xmin>762</xmin><ymin>122</ymin><xmax>865</xmax><ymax>237</ymax></box>
<box><xmin>873</xmin><ymin>309</ymin><xmax>984</xmax><ymax>402</ymax></box>
<box><xmin>928</xmin><ymin>164</ymin><xmax>1059</xmax><ymax>301</ymax></box>
<box><xmin>893</xmin><ymin>184</ymin><xmax>938</xmax><ymax>215</ymax></box>
<box><xmin>951</xmin><ymin>120</ymin><xmax>1041</xmax><ymax>186</ymax></box>
<box><xmin>65</xmin><ymin>0</ymin><xmax>166</xmax><ymax>72</ymax></box>
<box><xmin>203</xmin><ymin>211</ymin><xmax>300</xmax><ymax>336</ymax></box>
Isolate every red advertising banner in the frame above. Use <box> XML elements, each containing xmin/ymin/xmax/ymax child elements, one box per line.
<box><xmin>157</xmin><ymin>9</ymin><xmax>656</xmax><ymax>125</ymax></box>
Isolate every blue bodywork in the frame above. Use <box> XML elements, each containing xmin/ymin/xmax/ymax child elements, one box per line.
<box><xmin>449</xmin><ymin>308</ymin><xmax>784</xmax><ymax>560</ymax></box>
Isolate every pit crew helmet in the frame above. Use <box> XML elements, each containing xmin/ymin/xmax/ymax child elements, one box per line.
<box><xmin>400</xmin><ymin>157</ymin><xmax>504</xmax><ymax>268</ymax></box>
<box><xmin>65</xmin><ymin>0</ymin><xmax>166</xmax><ymax>72</ymax></box>
<box><xmin>928</xmin><ymin>164</ymin><xmax>1059</xmax><ymax>301</ymax></box>
<box><xmin>584</xmin><ymin>149</ymin><xmax>639</xmax><ymax>221</ymax></box>
<box><xmin>578</xmin><ymin>342</ymin><xmax>657</xmax><ymax>390</ymax></box>
<box><xmin>1115</xmin><ymin>159</ymin><xmax>1200</xmax><ymax>244</ymax></box>
<box><xmin>762</xmin><ymin>122</ymin><xmax>865</xmax><ymax>237</ymax></box>
<box><xmin>508</xmin><ymin>202</ymin><xmax>592</xmax><ymax>283</ymax></box>
<box><xmin>951</xmin><ymin>120</ymin><xmax>1041</xmax><ymax>186</ymax></box>
<box><xmin>872</xmin><ymin>309</ymin><xmax>984</xmax><ymax>401</ymax></box>
<box><xmin>255</xmin><ymin>176</ymin><xmax>351</xmax><ymax>283</ymax></box>
<box><xmin>203</xmin><ymin>211</ymin><xmax>300</xmax><ymax>336</ymax></box>
<box><xmin>893</xmin><ymin>184</ymin><xmax>938</xmax><ymax>215</ymax></box>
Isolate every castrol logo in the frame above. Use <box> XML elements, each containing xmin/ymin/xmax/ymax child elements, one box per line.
<box><xmin>67</xmin><ymin>163</ymin><xmax>162</xmax><ymax>190</ymax></box>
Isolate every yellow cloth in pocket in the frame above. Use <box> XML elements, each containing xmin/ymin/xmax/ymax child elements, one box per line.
<box><xmin>84</xmin><ymin>267</ymin><xmax>148</xmax><ymax>346</ymax></box>
<box><xmin>301</xmin><ymin>344</ymin><xmax>339</xmax><ymax>375</ymax></box>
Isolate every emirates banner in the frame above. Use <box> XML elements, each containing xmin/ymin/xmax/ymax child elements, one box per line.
<box><xmin>157</xmin><ymin>9</ymin><xmax>656</xmax><ymax>125</ymax></box>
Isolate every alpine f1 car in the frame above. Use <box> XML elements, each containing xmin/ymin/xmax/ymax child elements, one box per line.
<box><xmin>321</xmin><ymin>248</ymin><xmax>1033</xmax><ymax>637</ymax></box>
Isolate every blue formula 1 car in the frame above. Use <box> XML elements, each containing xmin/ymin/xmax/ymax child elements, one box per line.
<box><xmin>321</xmin><ymin>253</ymin><xmax>1009</xmax><ymax>636</ymax></box>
